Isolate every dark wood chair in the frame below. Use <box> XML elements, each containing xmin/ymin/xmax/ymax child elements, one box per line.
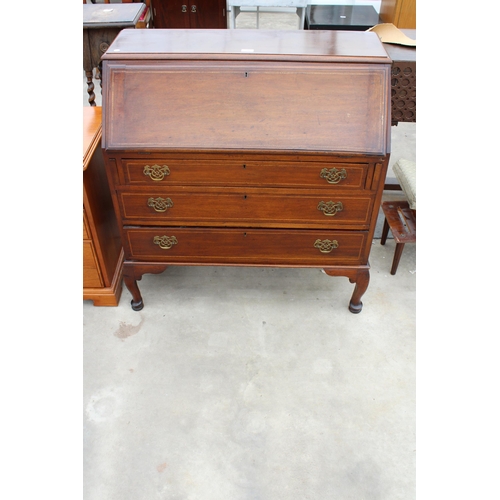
<box><xmin>83</xmin><ymin>0</ymin><xmax>152</xmax><ymax>105</ymax></box>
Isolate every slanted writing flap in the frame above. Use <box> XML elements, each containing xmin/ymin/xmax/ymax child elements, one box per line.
<box><xmin>102</xmin><ymin>30</ymin><xmax>391</xmax><ymax>154</ymax></box>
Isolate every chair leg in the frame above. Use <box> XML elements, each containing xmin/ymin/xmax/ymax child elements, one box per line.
<box><xmin>381</xmin><ymin>217</ymin><xmax>390</xmax><ymax>245</ymax></box>
<box><xmin>390</xmin><ymin>243</ymin><xmax>405</xmax><ymax>275</ymax></box>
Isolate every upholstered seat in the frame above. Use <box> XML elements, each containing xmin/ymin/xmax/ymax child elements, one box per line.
<box><xmin>393</xmin><ymin>158</ymin><xmax>416</xmax><ymax>210</ymax></box>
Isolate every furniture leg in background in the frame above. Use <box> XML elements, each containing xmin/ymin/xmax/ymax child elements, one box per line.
<box><xmin>380</xmin><ymin>201</ymin><xmax>416</xmax><ymax>275</ymax></box>
<box><xmin>83</xmin><ymin>2</ymin><xmax>149</xmax><ymax>106</ymax></box>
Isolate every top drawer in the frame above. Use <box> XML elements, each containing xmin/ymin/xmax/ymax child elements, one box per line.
<box><xmin>119</xmin><ymin>159</ymin><xmax>370</xmax><ymax>190</ymax></box>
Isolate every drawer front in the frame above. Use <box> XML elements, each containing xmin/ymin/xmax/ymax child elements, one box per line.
<box><xmin>120</xmin><ymin>159</ymin><xmax>368</xmax><ymax>190</ymax></box>
<box><xmin>83</xmin><ymin>241</ymin><xmax>103</xmax><ymax>287</ymax></box>
<box><xmin>118</xmin><ymin>188</ymin><xmax>373</xmax><ymax>228</ymax></box>
<box><xmin>124</xmin><ymin>227</ymin><xmax>368</xmax><ymax>265</ymax></box>
<box><xmin>83</xmin><ymin>209</ymin><xmax>90</xmax><ymax>240</ymax></box>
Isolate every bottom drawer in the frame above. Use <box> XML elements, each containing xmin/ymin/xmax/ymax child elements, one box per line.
<box><xmin>124</xmin><ymin>227</ymin><xmax>368</xmax><ymax>266</ymax></box>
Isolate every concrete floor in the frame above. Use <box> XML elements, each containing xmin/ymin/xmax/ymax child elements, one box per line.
<box><xmin>83</xmin><ymin>13</ymin><xmax>416</xmax><ymax>500</ymax></box>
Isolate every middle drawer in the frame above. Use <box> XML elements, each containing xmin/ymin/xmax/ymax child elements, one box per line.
<box><xmin>117</xmin><ymin>187</ymin><xmax>374</xmax><ymax>229</ymax></box>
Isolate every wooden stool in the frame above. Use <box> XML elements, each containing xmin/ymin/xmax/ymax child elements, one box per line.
<box><xmin>380</xmin><ymin>158</ymin><xmax>416</xmax><ymax>275</ymax></box>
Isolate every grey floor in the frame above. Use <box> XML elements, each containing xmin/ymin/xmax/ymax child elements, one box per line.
<box><xmin>83</xmin><ymin>13</ymin><xmax>416</xmax><ymax>500</ymax></box>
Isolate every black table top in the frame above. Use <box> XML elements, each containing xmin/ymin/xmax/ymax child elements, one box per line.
<box><xmin>306</xmin><ymin>4</ymin><xmax>380</xmax><ymax>30</ymax></box>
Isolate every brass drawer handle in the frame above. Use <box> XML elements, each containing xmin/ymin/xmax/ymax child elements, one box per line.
<box><xmin>153</xmin><ymin>235</ymin><xmax>178</xmax><ymax>250</ymax></box>
<box><xmin>320</xmin><ymin>167</ymin><xmax>347</xmax><ymax>184</ymax></box>
<box><xmin>147</xmin><ymin>197</ymin><xmax>173</xmax><ymax>213</ymax></box>
<box><xmin>143</xmin><ymin>164</ymin><xmax>170</xmax><ymax>181</ymax></box>
<box><xmin>314</xmin><ymin>239</ymin><xmax>338</xmax><ymax>253</ymax></box>
<box><xmin>317</xmin><ymin>201</ymin><xmax>343</xmax><ymax>216</ymax></box>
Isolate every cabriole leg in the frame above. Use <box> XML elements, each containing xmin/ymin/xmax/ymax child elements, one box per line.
<box><xmin>122</xmin><ymin>263</ymin><xmax>169</xmax><ymax>311</ymax></box>
<box><xmin>123</xmin><ymin>266</ymin><xmax>144</xmax><ymax>311</ymax></box>
<box><xmin>348</xmin><ymin>268</ymin><xmax>370</xmax><ymax>314</ymax></box>
<box><xmin>323</xmin><ymin>266</ymin><xmax>370</xmax><ymax>314</ymax></box>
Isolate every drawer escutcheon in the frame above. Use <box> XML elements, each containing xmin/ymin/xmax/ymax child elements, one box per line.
<box><xmin>317</xmin><ymin>201</ymin><xmax>343</xmax><ymax>216</ymax></box>
<box><xmin>144</xmin><ymin>164</ymin><xmax>170</xmax><ymax>181</ymax></box>
<box><xmin>314</xmin><ymin>239</ymin><xmax>339</xmax><ymax>253</ymax></box>
<box><xmin>320</xmin><ymin>167</ymin><xmax>347</xmax><ymax>184</ymax></box>
<box><xmin>153</xmin><ymin>235</ymin><xmax>178</xmax><ymax>250</ymax></box>
<box><xmin>147</xmin><ymin>197</ymin><xmax>174</xmax><ymax>213</ymax></box>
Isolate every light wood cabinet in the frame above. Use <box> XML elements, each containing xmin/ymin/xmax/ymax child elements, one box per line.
<box><xmin>83</xmin><ymin>107</ymin><xmax>124</xmax><ymax>306</ymax></box>
<box><xmin>380</xmin><ymin>0</ymin><xmax>416</xmax><ymax>28</ymax></box>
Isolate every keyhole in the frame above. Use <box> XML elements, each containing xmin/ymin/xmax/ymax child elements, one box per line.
<box><xmin>244</xmin><ymin>72</ymin><xmax>249</xmax><ymax>78</ymax></box>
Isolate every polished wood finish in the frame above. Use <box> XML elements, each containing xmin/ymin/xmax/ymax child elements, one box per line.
<box><xmin>118</xmin><ymin>188</ymin><xmax>374</xmax><ymax>228</ymax></box>
<box><xmin>120</xmin><ymin>158</ymin><xmax>369</xmax><ymax>189</ymax></box>
<box><xmin>124</xmin><ymin>228</ymin><xmax>369</xmax><ymax>263</ymax></box>
<box><xmin>101</xmin><ymin>29</ymin><xmax>391</xmax><ymax>312</ymax></box>
<box><xmin>83</xmin><ymin>107</ymin><xmax>124</xmax><ymax>305</ymax></box>
<box><xmin>379</xmin><ymin>0</ymin><xmax>416</xmax><ymax>28</ymax></box>
<box><xmin>152</xmin><ymin>0</ymin><xmax>226</xmax><ymax>28</ymax></box>
<box><xmin>100</xmin><ymin>27</ymin><xmax>391</xmax><ymax>61</ymax></box>
<box><xmin>104</xmin><ymin>61</ymin><xmax>388</xmax><ymax>153</ymax></box>
<box><xmin>380</xmin><ymin>200</ymin><xmax>416</xmax><ymax>275</ymax></box>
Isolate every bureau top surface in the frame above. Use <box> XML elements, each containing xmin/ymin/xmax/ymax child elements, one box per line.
<box><xmin>103</xmin><ymin>29</ymin><xmax>390</xmax><ymax>63</ymax></box>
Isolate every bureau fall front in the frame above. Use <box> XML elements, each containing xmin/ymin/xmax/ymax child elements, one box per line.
<box><xmin>101</xmin><ymin>29</ymin><xmax>391</xmax><ymax>312</ymax></box>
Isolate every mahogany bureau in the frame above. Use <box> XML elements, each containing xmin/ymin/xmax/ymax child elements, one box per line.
<box><xmin>101</xmin><ymin>29</ymin><xmax>391</xmax><ymax>313</ymax></box>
